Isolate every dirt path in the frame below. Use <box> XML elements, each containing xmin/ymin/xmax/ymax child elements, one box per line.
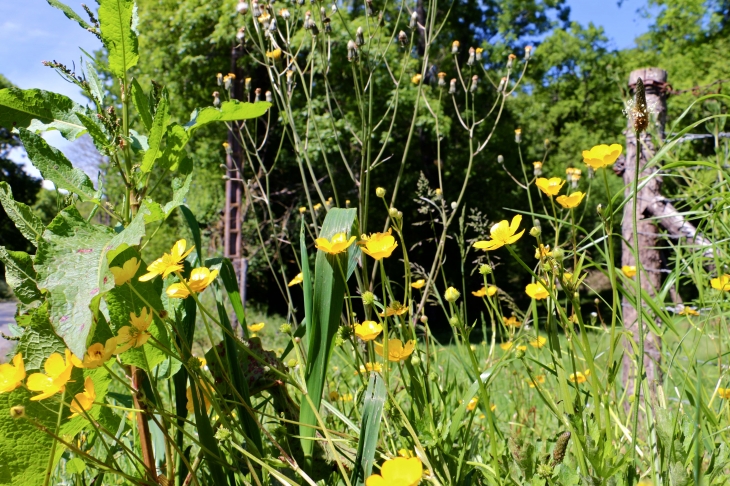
<box><xmin>0</xmin><ymin>301</ymin><xmax>17</xmax><ymax>362</ymax></box>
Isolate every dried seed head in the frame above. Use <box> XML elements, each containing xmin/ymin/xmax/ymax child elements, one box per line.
<box><xmin>470</xmin><ymin>75</ymin><xmax>478</xmax><ymax>92</ymax></box>
<box><xmin>631</xmin><ymin>77</ymin><xmax>649</xmax><ymax>133</ymax></box>
<box><xmin>245</xmin><ymin>77</ymin><xmax>252</xmax><ymax>91</ymax></box>
<box><xmin>451</xmin><ymin>40</ymin><xmax>460</xmax><ymax>54</ymax></box>
<box><xmin>514</xmin><ymin>128</ymin><xmax>521</xmax><ymax>143</ymax></box>
<box><xmin>252</xmin><ymin>0</ymin><xmax>261</xmax><ymax>16</ymax></box>
<box><xmin>524</xmin><ymin>45</ymin><xmax>533</xmax><ymax>60</ymax></box>
<box><xmin>212</xmin><ymin>91</ymin><xmax>221</xmax><ymax>107</ymax></box>
<box><xmin>265</xmin><ymin>90</ymin><xmax>272</xmax><ymax>102</ymax></box>
<box><xmin>475</xmin><ymin>47</ymin><xmax>483</xmax><ymax>61</ymax></box>
<box><xmin>236</xmin><ymin>0</ymin><xmax>249</xmax><ymax>14</ymax></box>
<box><xmin>398</xmin><ymin>30</ymin><xmax>408</xmax><ymax>47</ymax></box>
<box><xmin>278</xmin><ymin>8</ymin><xmax>290</xmax><ymax>19</ymax></box>
<box><xmin>355</xmin><ymin>27</ymin><xmax>364</xmax><ymax>46</ymax></box>
<box><xmin>254</xmin><ymin>87</ymin><xmax>262</xmax><ymax>102</ymax></box>
<box><xmin>467</xmin><ymin>47</ymin><xmax>475</xmax><ymax>66</ymax></box>
<box><xmin>236</xmin><ymin>26</ymin><xmax>245</xmax><ymax>42</ymax></box>
<box><xmin>410</xmin><ymin>11</ymin><xmax>418</xmax><ymax>28</ymax></box>
<box><xmin>498</xmin><ymin>76</ymin><xmax>507</xmax><ymax>92</ymax></box>
<box><xmin>551</xmin><ymin>431</ymin><xmax>571</xmax><ymax>466</ymax></box>
<box><xmin>347</xmin><ymin>40</ymin><xmax>358</xmax><ymax>61</ymax></box>
<box><xmin>533</xmin><ymin>161</ymin><xmax>542</xmax><ymax>176</ymax></box>
<box><xmin>507</xmin><ymin>53</ymin><xmax>516</xmax><ymax>69</ymax></box>
<box><xmin>437</xmin><ymin>72</ymin><xmax>446</xmax><ymax>87</ymax></box>
<box><xmin>216</xmin><ymin>72</ymin><xmax>223</xmax><ymax>86</ymax></box>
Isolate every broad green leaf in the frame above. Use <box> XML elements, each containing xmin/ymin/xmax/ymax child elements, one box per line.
<box><xmin>66</xmin><ymin>458</ymin><xmax>86</xmax><ymax>474</ymax></box>
<box><xmin>158</xmin><ymin>123</ymin><xmax>189</xmax><ymax>171</ymax></box>
<box><xmin>131</xmin><ymin>78</ymin><xmax>153</xmax><ymax>131</ymax></box>
<box><xmin>77</xmin><ymin>113</ymin><xmax>110</xmax><ymax>154</ymax></box>
<box><xmin>300</xmin><ymin>208</ymin><xmax>358</xmax><ymax>457</ymax></box>
<box><xmin>104</xmin><ymin>248</ymin><xmax>169</xmax><ymax>371</ymax></box>
<box><xmin>15</xmin><ymin>304</ymin><xmax>66</xmax><ymax>371</ymax></box>
<box><xmin>19</xmin><ymin>129</ymin><xmax>97</xmax><ymax>202</ymax></box>
<box><xmin>85</xmin><ymin>61</ymin><xmax>104</xmax><ymax>104</ymax></box>
<box><xmin>140</xmin><ymin>90</ymin><xmax>169</xmax><ymax>173</ymax></box>
<box><xmin>0</xmin><ymin>88</ymin><xmax>87</xmax><ymax>140</ymax></box>
<box><xmin>185</xmin><ymin>100</ymin><xmax>271</xmax><ymax>132</ymax></box>
<box><xmin>0</xmin><ymin>248</ymin><xmax>41</xmax><ymax>305</ymax></box>
<box><xmin>33</xmin><ymin>206</ymin><xmax>148</xmax><ymax>357</ymax></box>
<box><xmin>351</xmin><ymin>374</ymin><xmax>386</xmax><ymax>486</ymax></box>
<box><xmin>163</xmin><ymin>174</ymin><xmax>192</xmax><ymax>215</ymax></box>
<box><xmin>0</xmin><ymin>182</ymin><xmax>44</xmax><ymax>245</ymax></box>
<box><xmin>98</xmin><ymin>0</ymin><xmax>139</xmax><ymax>78</ymax></box>
<box><xmin>46</xmin><ymin>0</ymin><xmax>91</xmax><ymax>30</ymax></box>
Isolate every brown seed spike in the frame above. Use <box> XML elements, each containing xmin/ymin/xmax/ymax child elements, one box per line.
<box><xmin>632</xmin><ymin>77</ymin><xmax>649</xmax><ymax>133</ymax></box>
<box><xmin>551</xmin><ymin>431</ymin><xmax>571</xmax><ymax>466</ymax></box>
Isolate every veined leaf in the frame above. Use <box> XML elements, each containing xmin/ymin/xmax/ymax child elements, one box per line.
<box><xmin>0</xmin><ymin>248</ymin><xmax>41</xmax><ymax>305</ymax></box>
<box><xmin>33</xmin><ymin>206</ymin><xmax>148</xmax><ymax>357</ymax></box>
<box><xmin>98</xmin><ymin>0</ymin><xmax>139</xmax><ymax>78</ymax></box>
<box><xmin>0</xmin><ymin>88</ymin><xmax>87</xmax><ymax>140</ymax></box>
<box><xmin>0</xmin><ymin>182</ymin><xmax>44</xmax><ymax>245</ymax></box>
<box><xmin>158</xmin><ymin>123</ymin><xmax>189</xmax><ymax>171</ymax></box>
<box><xmin>163</xmin><ymin>174</ymin><xmax>192</xmax><ymax>216</ymax></box>
<box><xmin>185</xmin><ymin>100</ymin><xmax>271</xmax><ymax>132</ymax></box>
<box><xmin>140</xmin><ymin>89</ymin><xmax>169</xmax><ymax>173</ymax></box>
<box><xmin>77</xmin><ymin>113</ymin><xmax>110</xmax><ymax>154</ymax></box>
<box><xmin>19</xmin><ymin>128</ymin><xmax>98</xmax><ymax>202</ymax></box>
<box><xmin>85</xmin><ymin>61</ymin><xmax>104</xmax><ymax>105</ymax></box>
<box><xmin>46</xmin><ymin>0</ymin><xmax>91</xmax><ymax>30</ymax></box>
<box><xmin>300</xmin><ymin>208</ymin><xmax>358</xmax><ymax>457</ymax></box>
<box><xmin>351</xmin><ymin>374</ymin><xmax>386</xmax><ymax>486</ymax></box>
<box><xmin>131</xmin><ymin>78</ymin><xmax>153</xmax><ymax>131</ymax></box>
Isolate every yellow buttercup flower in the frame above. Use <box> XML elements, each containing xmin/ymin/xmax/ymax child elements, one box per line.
<box><xmin>569</xmin><ymin>369</ymin><xmax>591</xmax><ymax>384</ymax></box>
<box><xmin>473</xmin><ymin>214</ymin><xmax>525</xmax><ymax>251</ymax></box>
<box><xmin>266</xmin><ymin>48</ymin><xmax>282</xmax><ymax>60</ymax></box>
<box><xmin>500</xmin><ymin>341</ymin><xmax>526</xmax><ymax>351</ymax></box>
<box><xmin>110</xmin><ymin>257</ymin><xmax>141</xmax><ymax>286</ymax></box>
<box><xmin>503</xmin><ymin>316</ymin><xmax>520</xmax><ymax>327</ymax></box>
<box><xmin>472</xmin><ymin>286</ymin><xmax>497</xmax><ymax>298</ymax></box>
<box><xmin>166</xmin><ymin>282</ymin><xmax>190</xmax><ymax>299</ymax></box>
<box><xmin>356</xmin><ymin>362</ymin><xmax>383</xmax><ymax>375</ymax></box>
<box><xmin>354</xmin><ymin>321</ymin><xmax>383</xmax><ymax>341</ymax></box>
<box><xmin>398</xmin><ymin>449</ymin><xmax>415</xmax><ymax>458</ymax></box>
<box><xmin>139</xmin><ymin>240</ymin><xmax>194</xmax><ymax>281</ymax></box>
<box><xmin>556</xmin><ymin>191</ymin><xmax>586</xmax><ymax>209</ymax></box>
<box><xmin>444</xmin><ymin>286</ymin><xmax>461</xmax><ymax>303</ymax></box>
<box><xmin>82</xmin><ymin>337</ymin><xmax>118</xmax><ymax>369</ymax></box>
<box><xmin>359</xmin><ymin>229</ymin><xmax>398</xmax><ymax>260</ymax></box>
<box><xmin>379</xmin><ymin>301</ymin><xmax>409</xmax><ymax>317</ymax></box>
<box><xmin>411</xmin><ymin>74</ymin><xmax>422</xmax><ymax>85</ymax></box>
<box><xmin>535</xmin><ymin>244</ymin><xmax>552</xmax><ymax>259</ymax></box>
<box><xmin>69</xmin><ymin>376</ymin><xmax>96</xmax><ymax>418</ymax></box>
<box><xmin>466</xmin><ymin>396</ymin><xmax>478</xmax><ymax>411</ymax></box>
<box><xmin>622</xmin><ymin>265</ymin><xmax>637</xmax><ymax>278</ymax></box>
<box><xmin>0</xmin><ymin>353</ymin><xmax>26</xmax><ymax>393</ymax></box>
<box><xmin>530</xmin><ymin>336</ymin><xmax>547</xmax><ymax>348</ymax></box>
<box><xmin>366</xmin><ymin>457</ymin><xmax>423</xmax><ymax>486</ymax></box>
<box><xmin>535</xmin><ymin>177</ymin><xmax>565</xmax><ymax>197</ymax></box>
<box><xmin>248</xmin><ymin>322</ymin><xmax>265</xmax><ymax>332</ymax></box>
<box><xmin>525</xmin><ymin>281</ymin><xmax>549</xmax><ymax>300</ymax></box>
<box><xmin>582</xmin><ymin>144</ymin><xmax>622</xmax><ymax>169</ymax></box>
<box><xmin>711</xmin><ymin>274</ymin><xmax>730</xmax><ymax>291</ymax></box>
<box><xmin>717</xmin><ymin>388</ymin><xmax>730</xmax><ymax>399</ymax></box>
<box><xmin>411</xmin><ymin>279</ymin><xmax>426</xmax><ymax>289</ymax></box>
<box><xmin>27</xmin><ymin>350</ymin><xmax>76</xmax><ymax>400</ymax></box>
<box><xmin>288</xmin><ymin>272</ymin><xmax>304</xmax><ymax>286</ymax></box>
<box><xmin>189</xmin><ymin>267</ymin><xmax>219</xmax><ymax>293</ymax></box>
<box><xmin>678</xmin><ymin>307</ymin><xmax>699</xmax><ymax>316</ymax></box>
<box><xmin>375</xmin><ymin>338</ymin><xmax>415</xmax><ymax>362</ymax></box>
<box><xmin>527</xmin><ymin>375</ymin><xmax>545</xmax><ymax>388</ymax></box>
<box><xmin>315</xmin><ymin>232</ymin><xmax>356</xmax><ymax>255</ymax></box>
<box><xmin>115</xmin><ymin>308</ymin><xmax>153</xmax><ymax>354</ymax></box>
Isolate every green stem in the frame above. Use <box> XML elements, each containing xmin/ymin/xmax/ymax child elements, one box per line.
<box><xmin>44</xmin><ymin>388</ymin><xmax>66</xmax><ymax>486</ymax></box>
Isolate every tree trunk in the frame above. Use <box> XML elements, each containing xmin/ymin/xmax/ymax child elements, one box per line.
<box><xmin>621</xmin><ymin>67</ymin><xmax>667</xmax><ymax>399</ymax></box>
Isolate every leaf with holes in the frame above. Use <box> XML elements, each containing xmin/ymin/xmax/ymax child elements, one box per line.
<box><xmin>33</xmin><ymin>206</ymin><xmax>147</xmax><ymax>358</ymax></box>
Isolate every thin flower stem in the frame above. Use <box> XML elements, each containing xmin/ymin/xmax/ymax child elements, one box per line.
<box><xmin>43</xmin><ymin>388</ymin><xmax>65</xmax><ymax>486</ymax></box>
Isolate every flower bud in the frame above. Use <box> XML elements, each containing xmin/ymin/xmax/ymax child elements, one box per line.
<box><xmin>388</xmin><ymin>207</ymin><xmax>399</xmax><ymax>218</ymax></box>
<box><xmin>398</xmin><ymin>30</ymin><xmax>407</xmax><ymax>47</ymax></box>
<box><xmin>216</xmin><ymin>72</ymin><xmax>223</xmax><ymax>86</ymax></box>
<box><xmin>497</xmin><ymin>154</ymin><xmax>504</xmax><ymax>164</ymax></box>
<box><xmin>362</xmin><ymin>291</ymin><xmax>375</xmax><ymax>305</ymax></box>
<box><xmin>347</xmin><ymin>40</ymin><xmax>358</xmax><ymax>62</ymax></box>
<box><xmin>376</xmin><ymin>187</ymin><xmax>386</xmax><ymax>198</ymax></box>
<box><xmin>596</xmin><ymin>204</ymin><xmax>603</xmax><ymax>217</ymax></box>
<box><xmin>507</xmin><ymin>53</ymin><xmax>516</xmax><ymax>69</ymax></box>
<box><xmin>475</xmin><ymin>47</ymin><xmax>483</xmax><ymax>61</ymax></box>
<box><xmin>397</xmin><ymin>210</ymin><xmax>403</xmax><ymax>219</ymax></box>
<box><xmin>524</xmin><ymin>45</ymin><xmax>533</xmax><ymax>60</ymax></box>
<box><xmin>437</xmin><ymin>72</ymin><xmax>446</xmax><ymax>87</ymax></box>
<box><xmin>514</xmin><ymin>128</ymin><xmax>521</xmax><ymax>143</ymax></box>
<box><xmin>451</xmin><ymin>40</ymin><xmax>460</xmax><ymax>54</ymax></box>
<box><xmin>237</xmin><ymin>0</ymin><xmax>249</xmax><ymax>14</ymax></box>
<box><xmin>355</xmin><ymin>27</ymin><xmax>364</xmax><ymax>46</ymax></box>
<box><xmin>265</xmin><ymin>90</ymin><xmax>273</xmax><ymax>102</ymax></box>
<box><xmin>287</xmin><ymin>358</ymin><xmax>298</xmax><ymax>367</ymax></box>
<box><xmin>215</xmin><ymin>427</ymin><xmax>232</xmax><ymax>442</ymax></box>
<box><xmin>10</xmin><ymin>405</ymin><xmax>25</xmax><ymax>419</ymax></box>
<box><xmin>236</xmin><ymin>26</ymin><xmax>246</xmax><ymax>43</ymax></box>
<box><xmin>245</xmin><ymin>77</ymin><xmax>252</xmax><ymax>91</ymax></box>
<box><xmin>470</xmin><ymin>75</ymin><xmax>478</xmax><ymax>92</ymax></box>
<box><xmin>515</xmin><ymin>347</ymin><xmax>526</xmax><ymax>359</ymax></box>
<box><xmin>467</xmin><ymin>47</ymin><xmax>475</xmax><ymax>66</ymax></box>
<box><xmin>323</xmin><ymin>17</ymin><xmax>331</xmax><ymax>33</ymax></box>
<box><xmin>532</xmin><ymin>161</ymin><xmax>542</xmax><ymax>176</ymax></box>
<box><xmin>254</xmin><ymin>87</ymin><xmax>262</xmax><ymax>102</ymax></box>
<box><xmin>420</xmin><ymin>314</ymin><xmax>428</xmax><ymax>324</ymax></box>
<box><xmin>479</xmin><ymin>264</ymin><xmax>492</xmax><ymax>275</ymax></box>
<box><xmin>444</xmin><ymin>286</ymin><xmax>461</xmax><ymax>302</ymax></box>
<box><xmin>279</xmin><ymin>323</ymin><xmax>292</xmax><ymax>333</ymax></box>
<box><xmin>279</xmin><ymin>8</ymin><xmax>290</xmax><ymax>19</ymax></box>
<box><xmin>449</xmin><ymin>78</ymin><xmax>457</xmax><ymax>94</ymax></box>
<box><xmin>410</xmin><ymin>10</ymin><xmax>418</xmax><ymax>28</ymax></box>
<box><xmin>252</xmin><ymin>0</ymin><xmax>261</xmax><ymax>16</ymax></box>
<box><xmin>529</xmin><ymin>226</ymin><xmax>541</xmax><ymax>238</ymax></box>
<box><xmin>212</xmin><ymin>91</ymin><xmax>221</xmax><ymax>107</ymax></box>
<box><xmin>410</xmin><ymin>355</ymin><xmax>421</xmax><ymax>366</ymax></box>
<box><xmin>551</xmin><ymin>248</ymin><xmax>564</xmax><ymax>262</ymax></box>
<box><xmin>498</xmin><ymin>76</ymin><xmax>507</xmax><ymax>92</ymax></box>
<box><xmin>449</xmin><ymin>315</ymin><xmax>459</xmax><ymax>326</ymax></box>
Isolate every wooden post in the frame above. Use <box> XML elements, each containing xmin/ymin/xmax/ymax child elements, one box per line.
<box><xmin>622</xmin><ymin>67</ymin><xmax>668</xmax><ymax>398</ymax></box>
<box><xmin>224</xmin><ymin>41</ymin><xmax>247</xmax><ymax>334</ymax></box>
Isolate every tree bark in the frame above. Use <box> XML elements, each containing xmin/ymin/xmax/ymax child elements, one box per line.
<box><xmin>621</xmin><ymin>68</ymin><xmax>667</xmax><ymax>399</ymax></box>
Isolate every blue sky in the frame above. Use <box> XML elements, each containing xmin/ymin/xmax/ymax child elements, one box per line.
<box><xmin>2</xmin><ymin>0</ymin><xmax>657</xmax><ymax>176</ymax></box>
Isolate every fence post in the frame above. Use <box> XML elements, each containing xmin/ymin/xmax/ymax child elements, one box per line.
<box><xmin>621</xmin><ymin>67</ymin><xmax>668</xmax><ymax>399</ymax></box>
